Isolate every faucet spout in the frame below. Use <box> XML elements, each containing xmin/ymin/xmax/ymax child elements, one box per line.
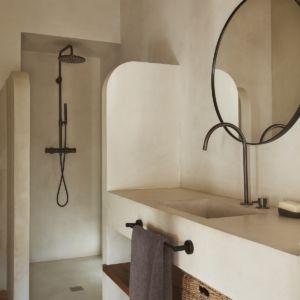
<box><xmin>202</xmin><ymin>122</ymin><xmax>252</xmax><ymax>206</ymax></box>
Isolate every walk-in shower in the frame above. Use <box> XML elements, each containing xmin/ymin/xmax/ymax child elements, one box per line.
<box><xmin>45</xmin><ymin>45</ymin><xmax>86</xmax><ymax>207</ymax></box>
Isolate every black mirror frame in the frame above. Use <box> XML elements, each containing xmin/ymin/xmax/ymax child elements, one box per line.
<box><xmin>211</xmin><ymin>0</ymin><xmax>300</xmax><ymax>145</ymax></box>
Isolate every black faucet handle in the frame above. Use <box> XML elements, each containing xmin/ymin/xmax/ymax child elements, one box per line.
<box><xmin>262</xmin><ymin>198</ymin><xmax>270</xmax><ymax>209</ymax></box>
<box><xmin>254</xmin><ymin>198</ymin><xmax>263</xmax><ymax>209</ymax></box>
<box><xmin>126</xmin><ymin>220</ymin><xmax>143</xmax><ymax>228</ymax></box>
<box><xmin>254</xmin><ymin>198</ymin><xmax>270</xmax><ymax>209</ymax></box>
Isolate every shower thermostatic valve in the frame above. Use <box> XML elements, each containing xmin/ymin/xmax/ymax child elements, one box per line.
<box><xmin>45</xmin><ymin>147</ymin><xmax>77</xmax><ymax>154</ymax></box>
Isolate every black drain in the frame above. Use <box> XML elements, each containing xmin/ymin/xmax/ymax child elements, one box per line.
<box><xmin>70</xmin><ymin>286</ymin><xmax>84</xmax><ymax>292</ymax></box>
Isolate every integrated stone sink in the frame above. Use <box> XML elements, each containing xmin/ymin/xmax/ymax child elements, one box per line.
<box><xmin>163</xmin><ymin>198</ymin><xmax>259</xmax><ymax>219</ymax></box>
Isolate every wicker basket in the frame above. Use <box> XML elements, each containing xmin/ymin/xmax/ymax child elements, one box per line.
<box><xmin>182</xmin><ymin>274</ymin><xmax>231</xmax><ymax>300</ymax></box>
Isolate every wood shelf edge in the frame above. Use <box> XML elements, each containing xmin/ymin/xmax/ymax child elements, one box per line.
<box><xmin>102</xmin><ymin>262</ymin><xmax>183</xmax><ymax>300</ymax></box>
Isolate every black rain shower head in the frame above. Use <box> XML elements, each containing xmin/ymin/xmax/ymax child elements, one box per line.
<box><xmin>58</xmin><ymin>44</ymin><xmax>86</xmax><ymax>64</ymax></box>
<box><xmin>59</xmin><ymin>54</ymin><xmax>86</xmax><ymax>64</ymax></box>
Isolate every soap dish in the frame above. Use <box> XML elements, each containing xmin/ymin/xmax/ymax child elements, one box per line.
<box><xmin>278</xmin><ymin>208</ymin><xmax>300</xmax><ymax>219</ymax></box>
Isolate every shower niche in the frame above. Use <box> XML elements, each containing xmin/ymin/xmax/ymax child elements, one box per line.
<box><xmin>21</xmin><ymin>32</ymin><xmax>120</xmax><ymax>262</ymax></box>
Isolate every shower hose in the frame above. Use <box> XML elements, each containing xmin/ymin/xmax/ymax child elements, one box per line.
<box><xmin>57</xmin><ymin>124</ymin><xmax>69</xmax><ymax>207</ymax></box>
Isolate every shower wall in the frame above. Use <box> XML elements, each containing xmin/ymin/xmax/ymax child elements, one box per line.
<box><xmin>22</xmin><ymin>51</ymin><xmax>101</xmax><ymax>262</ymax></box>
<box><xmin>0</xmin><ymin>84</ymin><xmax>7</xmax><ymax>289</ymax></box>
<box><xmin>0</xmin><ymin>72</ymin><xmax>30</xmax><ymax>300</ymax></box>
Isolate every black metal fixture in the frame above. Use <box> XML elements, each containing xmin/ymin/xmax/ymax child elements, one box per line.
<box><xmin>126</xmin><ymin>220</ymin><xmax>144</xmax><ymax>228</ymax></box>
<box><xmin>252</xmin><ymin>198</ymin><xmax>269</xmax><ymax>209</ymax></box>
<box><xmin>164</xmin><ymin>240</ymin><xmax>194</xmax><ymax>255</ymax></box>
<box><xmin>126</xmin><ymin>220</ymin><xmax>194</xmax><ymax>255</ymax></box>
<box><xmin>259</xmin><ymin>124</ymin><xmax>286</xmax><ymax>143</ymax></box>
<box><xmin>211</xmin><ymin>0</ymin><xmax>300</xmax><ymax>145</ymax></box>
<box><xmin>203</xmin><ymin>122</ymin><xmax>252</xmax><ymax>206</ymax></box>
<box><xmin>45</xmin><ymin>45</ymin><xmax>86</xmax><ymax>207</ymax></box>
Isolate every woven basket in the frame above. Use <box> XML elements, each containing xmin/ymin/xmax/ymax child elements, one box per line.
<box><xmin>182</xmin><ymin>274</ymin><xmax>231</xmax><ymax>300</ymax></box>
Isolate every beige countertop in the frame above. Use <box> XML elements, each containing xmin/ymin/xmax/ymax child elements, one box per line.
<box><xmin>111</xmin><ymin>188</ymin><xmax>300</xmax><ymax>256</ymax></box>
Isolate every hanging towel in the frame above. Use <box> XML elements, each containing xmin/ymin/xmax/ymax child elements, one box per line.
<box><xmin>129</xmin><ymin>225</ymin><xmax>173</xmax><ymax>300</ymax></box>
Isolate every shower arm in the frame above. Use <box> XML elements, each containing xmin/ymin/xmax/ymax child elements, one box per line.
<box><xmin>57</xmin><ymin>58</ymin><xmax>63</xmax><ymax>149</ymax></box>
<box><xmin>46</xmin><ymin>43</ymin><xmax>86</xmax><ymax>155</ymax></box>
<box><xmin>46</xmin><ymin>44</ymin><xmax>83</xmax><ymax>155</ymax></box>
<box><xmin>57</xmin><ymin>45</ymin><xmax>73</xmax><ymax>148</ymax></box>
<box><xmin>56</xmin><ymin>46</ymin><xmax>72</xmax><ymax>149</ymax></box>
<box><xmin>59</xmin><ymin>45</ymin><xmax>73</xmax><ymax>58</ymax></box>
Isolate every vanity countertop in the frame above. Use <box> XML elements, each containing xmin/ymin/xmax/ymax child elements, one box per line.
<box><xmin>111</xmin><ymin>188</ymin><xmax>300</xmax><ymax>256</ymax></box>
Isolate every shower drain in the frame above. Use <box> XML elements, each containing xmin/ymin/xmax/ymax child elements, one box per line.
<box><xmin>70</xmin><ymin>286</ymin><xmax>84</xmax><ymax>292</ymax></box>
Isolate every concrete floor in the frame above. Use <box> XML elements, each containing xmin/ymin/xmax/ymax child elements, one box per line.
<box><xmin>30</xmin><ymin>256</ymin><xmax>102</xmax><ymax>300</ymax></box>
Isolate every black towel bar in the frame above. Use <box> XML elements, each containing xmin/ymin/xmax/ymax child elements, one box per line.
<box><xmin>126</xmin><ymin>220</ymin><xmax>143</xmax><ymax>228</ymax></box>
<box><xmin>126</xmin><ymin>220</ymin><xmax>194</xmax><ymax>255</ymax></box>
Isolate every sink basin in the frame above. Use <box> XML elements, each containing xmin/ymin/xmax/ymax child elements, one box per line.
<box><xmin>163</xmin><ymin>198</ymin><xmax>259</xmax><ymax>219</ymax></box>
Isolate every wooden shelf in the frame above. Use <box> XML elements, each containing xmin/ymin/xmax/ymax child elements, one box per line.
<box><xmin>103</xmin><ymin>263</ymin><xmax>130</xmax><ymax>295</ymax></box>
<box><xmin>103</xmin><ymin>263</ymin><xmax>184</xmax><ymax>300</ymax></box>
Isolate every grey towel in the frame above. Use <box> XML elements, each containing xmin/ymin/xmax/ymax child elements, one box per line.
<box><xmin>129</xmin><ymin>226</ymin><xmax>172</xmax><ymax>300</ymax></box>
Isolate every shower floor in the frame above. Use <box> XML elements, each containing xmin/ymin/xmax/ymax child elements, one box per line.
<box><xmin>30</xmin><ymin>256</ymin><xmax>102</xmax><ymax>300</ymax></box>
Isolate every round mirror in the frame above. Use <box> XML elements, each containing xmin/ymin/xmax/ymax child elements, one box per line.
<box><xmin>212</xmin><ymin>0</ymin><xmax>300</xmax><ymax>144</ymax></box>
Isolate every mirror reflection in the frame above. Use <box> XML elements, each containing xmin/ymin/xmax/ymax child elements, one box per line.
<box><xmin>214</xmin><ymin>0</ymin><xmax>300</xmax><ymax>143</ymax></box>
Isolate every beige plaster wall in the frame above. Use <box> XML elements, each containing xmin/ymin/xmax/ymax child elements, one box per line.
<box><xmin>22</xmin><ymin>51</ymin><xmax>102</xmax><ymax>262</ymax></box>
<box><xmin>120</xmin><ymin>0</ymin><xmax>300</xmax><ymax>204</ymax></box>
<box><xmin>105</xmin><ymin>62</ymin><xmax>181</xmax><ymax>191</ymax></box>
<box><xmin>6</xmin><ymin>72</ymin><xmax>30</xmax><ymax>300</ymax></box>
<box><xmin>0</xmin><ymin>0</ymin><xmax>120</xmax><ymax>88</ymax></box>
<box><xmin>121</xmin><ymin>0</ymin><xmax>247</xmax><ymax>200</ymax></box>
<box><xmin>0</xmin><ymin>85</ymin><xmax>7</xmax><ymax>290</ymax></box>
<box><xmin>216</xmin><ymin>0</ymin><xmax>272</xmax><ymax>142</ymax></box>
<box><xmin>272</xmin><ymin>0</ymin><xmax>300</xmax><ymax>125</ymax></box>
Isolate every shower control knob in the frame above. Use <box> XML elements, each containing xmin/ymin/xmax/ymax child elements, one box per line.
<box><xmin>254</xmin><ymin>197</ymin><xmax>270</xmax><ymax>209</ymax></box>
<box><xmin>262</xmin><ymin>198</ymin><xmax>270</xmax><ymax>209</ymax></box>
<box><xmin>45</xmin><ymin>147</ymin><xmax>77</xmax><ymax>154</ymax></box>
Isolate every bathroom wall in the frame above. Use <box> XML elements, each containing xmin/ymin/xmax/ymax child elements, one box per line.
<box><xmin>6</xmin><ymin>72</ymin><xmax>31</xmax><ymax>300</ymax></box>
<box><xmin>105</xmin><ymin>62</ymin><xmax>181</xmax><ymax>191</ymax></box>
<box><xmin>120</xmin><ymin>0</ymin><xmax>246</xmax><ymax>200</ymax></box>
<box><xmin>22</xmin><ymin>51</ymin><xmax>102</xmax><ymax>262</ymax></box>
<box><xmin>0</xmin><ymin>0</ymin><xmax>120</xmax><ymax>88</ymax></box>
<box><xmin>271</xmin><ymin>0</ymin><xmax>300</xmax><ymax>125</ymax></box>
<box><xmin>216</xmin><ymin>0</ymin><xmax>272</xmax><ymax>142</ymax></box>
<box><xmin>0</xmin><ymin>85</ymin><xmax>7</xmax><ymax>290</ymax></box>
<box><xmin>120</xmin><ymin>0</ymin><xmax>300</xmax><ymax>204</ymax></box>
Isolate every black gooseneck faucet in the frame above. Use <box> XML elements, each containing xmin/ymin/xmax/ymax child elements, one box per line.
<box><xmin>202</xmin><ymin>122</ymin><xmax>252</xmax><ymax>206</ymax></box>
